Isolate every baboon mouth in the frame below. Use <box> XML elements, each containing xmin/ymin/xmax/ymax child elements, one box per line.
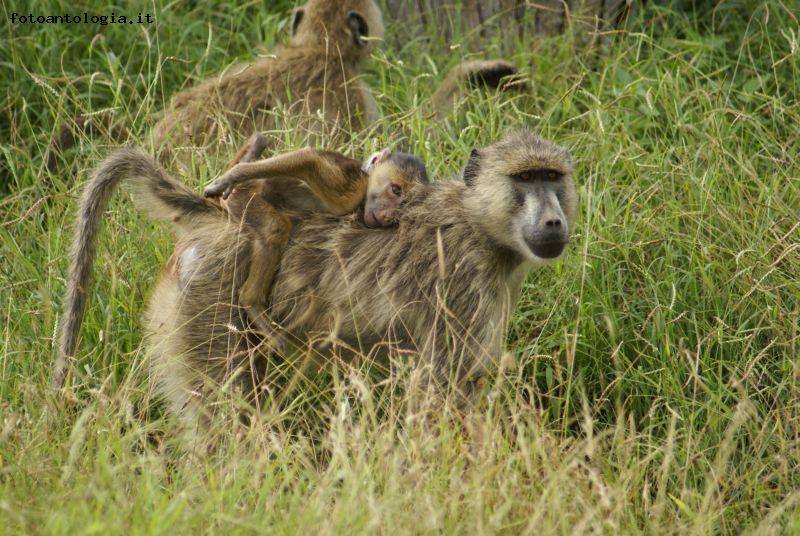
<box><xmin>364</xmin><ymin>209</ymin><xmax>394</xmax><ymax>228</ymax></box>
<box><xmin>364</xmin><ymin>210</ymin><xmax>379</xmax><ymax>228</ymax></box>
<box><xmin>529</xmin><ymin>241</ymin><xmax>566</xmax><ymax>259</ymax></box>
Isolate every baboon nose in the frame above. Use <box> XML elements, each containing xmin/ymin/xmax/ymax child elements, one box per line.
<box><xmin>545</xmin><ymin>218</ymin><xmax>562</xmax><ymax>228</ymax></box>
<box><xmin>364</xmin><ymin>210</ymin><xmax>378</xmax><ymax>228</ymax></box>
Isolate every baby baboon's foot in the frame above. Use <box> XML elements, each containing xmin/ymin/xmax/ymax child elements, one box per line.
<box><xmin>206</xmin><ymin>133</ymin><xmax>268</xmax><ymax>199</ymax></box>
<box><xmin>266</xmin><ymin>331</ymin><xmax>288</xmax><ymax>356</ymax></box>
<box><xmin>245</xmin><ymin>306</ymin><xmax>287</xmax><ymax>354</ymax></box>
<box><xmin>239</xmin><ymin>132</ymin><xmax>268</xmax><ymax>164</ymax></box>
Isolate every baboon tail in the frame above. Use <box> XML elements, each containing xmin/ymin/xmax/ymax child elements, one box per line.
<box><xmin>53</xmin><ymin>148</ymin><xmax>222</xmax><ymax>388</ymax></box>
<box><xmin>430</xmin><ymin>60</ymin><xmax>527</xmax><ymax>119</ymax></box>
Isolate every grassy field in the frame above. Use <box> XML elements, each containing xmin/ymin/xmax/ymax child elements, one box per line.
<box><xmin>1</xmin><ymin>0</ymin><xmax>799</xmax><ymax>532</ymax></box>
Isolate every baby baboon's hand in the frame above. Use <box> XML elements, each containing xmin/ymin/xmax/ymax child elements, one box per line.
<box><xmin>204</xmin><ymin>173</ymin><xmax>238</xmax><ymax>199</ymax></box>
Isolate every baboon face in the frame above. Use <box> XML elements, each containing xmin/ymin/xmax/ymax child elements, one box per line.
<box><xmin>292</xmin><ymin>0</ymin><xmax>384</xmax><ymax>55</ymax></box>
<box><xmin>511</xmin><ymin>169</ymin><xmax>572</xmax><ymax>259</ymax></box>
<box><xmin>362</xmin><ymin>150</ymin><xmax>429</xmax><ymax>228</ymax></box>
<box><xmin>463</xmin><ymin>131</ymin><xmax>578</xmax><ymax>263</ymax></box>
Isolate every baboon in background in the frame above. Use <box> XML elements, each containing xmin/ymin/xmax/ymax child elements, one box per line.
<box><xmin>45</xmin><ymin>0</ymin><xmax>523</xmax><ymax>169</ymax></box>
<box><xmin>54</xmin><ymin>130</ymin><xmax>577</xmax><ymax>435</ymax></box>
<box><xmin>430</xmin><ymin>59</ymin><xmax>528</xmax><ymax>119</ymax></box>
<box><xmin>151</xmin><ymin>0</ymin><xmax>384</xmax><ymax>152</ymax></box>
<box><xmin>152</xmin><ymin>0</ymin><xmax>523</xmax><ymax>152</ymax></box>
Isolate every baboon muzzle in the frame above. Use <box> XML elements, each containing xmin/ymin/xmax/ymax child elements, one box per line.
<box><xmin>527</xmin><ymin>238</ymin><xmax>567</xmax><ymax>259</ymax></box>
<box><xmin>524</xmin><ymin>212</ymin><xmax>569</xmax><ymax>259</ymax></box>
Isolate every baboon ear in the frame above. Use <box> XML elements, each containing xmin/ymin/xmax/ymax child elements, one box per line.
<box><xmin>291</xmin><ymin>8</ymin><xmax>304</xmax><ymax>35</ymax></box>
<box><xmin>462</xmin><ymin>149</ymin><xmax>481</xmax><ymax>187</ymax></box>
<box><xmin>363</xmin><ymin>148</ymin><xmax>391</xmax><ymax>172</ymax></box>
<box><xmin>347</xmin><ymin>11</ymin><xmax>369</xmax><ymax>47</ymax></box>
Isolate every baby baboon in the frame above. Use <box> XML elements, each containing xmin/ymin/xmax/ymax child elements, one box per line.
<box><xmin>210</xmin><ymin>139</ymin><xmax>427</xmax><ymax>225</ymax></box>
<box><xmin>54</xmin><ymin>131</ymin><xmax>576</xmax><ymax>433</ymax></box>
<box><xmin>360</xmin><ymin>148</ymin><xmax>430</xmax><ymax>227</ymax></box>
<box><xmin>202</xmin><ymin>136</ymin><xmax>428</xmax><ymax>338</ymax></box>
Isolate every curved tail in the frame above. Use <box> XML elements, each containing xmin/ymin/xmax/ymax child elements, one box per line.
<box><xmin>430</xmin><ymin>59</ymin><xmax>527</xmax><ymax>119</ymax></box>
<box><xmin>52</xmin><ymin>148</ymin><xmax>222</xmax><ymax>388</ymax></box>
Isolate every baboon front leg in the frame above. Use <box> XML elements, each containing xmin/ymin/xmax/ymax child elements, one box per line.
<box><xmin>460</xmin><ymin>60</ymin><xmax>526</xmax><ymax>91</ymax></box>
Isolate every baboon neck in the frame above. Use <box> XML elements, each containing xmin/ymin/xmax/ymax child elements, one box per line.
<box><xmin>493</xmin><ymin>242</ymin><xmax>527</xmax><ymax>274</ymax></box>
<box><xmin>408</xmin><ymin>180</ymin><xmax>526</xmax><ymax>277</ymax></box>
<box><xmin>287</xmin><ymin>43</ymin><xmax>366</xmax><ymax>67</ymax></box>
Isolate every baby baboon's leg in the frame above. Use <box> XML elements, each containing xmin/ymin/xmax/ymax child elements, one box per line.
<box><xmin>223</xmin><ymin>133</ymin><xmax>286</xmax><ymax>345</ymax></box>
<box><xmin>225</xmin><ymin>182</ymin><xmax>290</xmax><ymax>348</ymax></box>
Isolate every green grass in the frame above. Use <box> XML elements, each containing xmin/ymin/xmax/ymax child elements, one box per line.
<box><xmin>1</xmin><ymin>0</ymin><xmax>799</xmax><ymax>532</ymax></box>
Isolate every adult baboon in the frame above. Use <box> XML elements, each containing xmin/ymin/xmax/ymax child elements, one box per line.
<box><xmin>151</xmin><ymin>0</ymin><xmax>385</xmax><ymax>152</ymax></box>
<box><xmin>151</xmin><ymin>0</ymin><xmax>522</xmax><ymax>152</ymax></box>
<box><xmin>55</xmin><ymin>130</ymin><xmax>577</xmax><ymax>434</ymax></box>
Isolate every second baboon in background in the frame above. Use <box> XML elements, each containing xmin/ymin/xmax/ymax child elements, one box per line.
<box><xmin>431</xmin><ymin>59</ymin><xmax>527</xmax><ymax>119</ymax></box>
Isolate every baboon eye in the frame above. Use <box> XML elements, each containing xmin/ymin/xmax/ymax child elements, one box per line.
<box><xmin>390</xmin><ymin>184</ymin><xmax>402</xmax><ymax>196</ymax></box>
<box><xmin>513</xmin><ymin>169</ymin><xmax>561</xmax><ymax>181</ymax></box>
